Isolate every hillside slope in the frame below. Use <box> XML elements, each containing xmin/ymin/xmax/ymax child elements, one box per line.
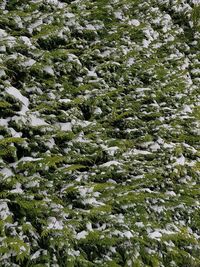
<box><xmin>0</xmin><ymin>0</ymin><xmax>200</xmax><ymax>266</ymax></box>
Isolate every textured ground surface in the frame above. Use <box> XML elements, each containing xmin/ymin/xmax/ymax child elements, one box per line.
<box><xmin>0</xmin><ymin>0</ymin><xmax>200</xmax><ymax>266</ymax></box>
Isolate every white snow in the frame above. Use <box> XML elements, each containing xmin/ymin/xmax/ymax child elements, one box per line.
<box><xmin>1</xmin><ymin>168</ymin><xmax>13</xmax><ymax>178</ymax></box>
<box><xmin>10</xmin><ymin>183</ymin><xmax>23</xmax><ymax>194</ymax></box>
<box><xmin>143</xmin><ymin>39</ymin><xmax>150</xmax><ymax>48</ymax></box>
<box><xmin>59</xmin><ymin>99</ymin><xmax>71</xmax><ymax>104</ymax></box>
<box><xmin>29</xmin><ymin>114</ymin><xmax>48</xmax><ymax>127</ymax></box>
<box><xmin>59</xmin><ymin>122</ymin><xmax>72</xmax><ymax>131</ymax></box>
<box><xmin>0</xmin><ymin>118</ymin><xmax>10</xmax><ymax>126</ymax></box>
<box><xmin>9</xmin><ymin>128</ymin><xmax>22</xmax><ymax>137</ymax></box>
<box><xmin>66</xmin><ymin>12</ymin><xmax>75</xmax><ymax>18</ymax></box>
<box><xmin>94</xmin><ymin>107</ymin><xmax>102</xmax><ymax>115</ymax></box>
<box><xmin>148</xmin><ymin>230</ymin><xmax>162</xmax><ymax>240</ymax></box>
<box><xmin>150</xmin><ymin>143</ymin><xmax>160</xmax><ymax>151</ymax></box>
<box><xmin>82</xmin><ymin>197</ymin><xmax>104</xmax><ymax>206</ymax></box>
<box><xmin>6</xmin><ymin>87</ymin><xmax>29</xmax><ymax>113</ymax></box>
<box><xmin>165</xmin><ymin>191</ymin><xmax>176</xmax><ymax>196</ymax></box>
<box><xmin>76</xmin><ymin>230</ymin><xmax>88</xmax><ymax>240</ymax></box>
<box><xmin>47</xmin><ymin>217</ymin><xmax>63</xmax><ymax>230</ymax></box>
<box><xmin>132</xmin><ymin>149</ymin><xmax>152</xmax><ymax>155</ymax></box>
<box><xmin>25</xmin><ymin>180</ymin><xmax>40</xmax><ymax>188</ymax></box>
<box><xmin>20</xmin><ymin>36</ymin><xmax>32</xmax><ymax>47</ymax></box>
<box><xmin>126</xmin><ymin>57</ymin><xmax>135</xmax><ymax>67</ymax></box>
<box><xmin>114</xmin><ymin>11</ymin><xmax>123</xmax><ymax>20</ymax></box>
<box><xmin>43</xmin><ymin>66</ymin><xmax>54</xmax><ymax>75</ymax></box>
<box><xmin>0</xmin><ymin>201</ymin><xmax>11</xmax><ymax>220</ymax></box>
<box><xmin>123</xmin><ymin>231</ymin><xmax>133</xmax><ymax>239</ymax></box>
<box><xmin>176</xmin><ymin>154</ymin><xmax>185</xmax><ymax>166</ymax></box>
<box><xmin>86</xmin><ymin>222</ymin><xmax>93</xmax><ymax>231</ymax></box>
<box><xmin>87</xmin><ymin>70</ymin><xmax>97</xmax><ymax>77</ymax></box>
<box><xmin>182</xmin><ymin>105</ymin><xmax>192</xmax><ymax>113</ymax></box>
<box><xmin>30</xmin><ymin>250</ymin><xmax>41</xmax><ymax>260</ymax></box>
<box><xmin>0</xmin><ymin>29</ymin><xmax>7</xmax><ymax>37</ymax></box>
<box><xmin>101</xmin><ymin>160</ymin><xmax>121</xmax><ymax>167</ymax></box>
<box><xmin>18</xmin><ymin>157</ymin><xmax>42</xmax><ymax>162</ymax></box>
<box><xmin>129</xmin><ymin>19</ymin><xmax>140</xmax><ymax>26</ymax></box>
<box><xmin>0</xmin><ymin>69</ymin><xmax>6</xmax><ymax>77</ymax></box>
<box><xmin>86</xmin><ymin>24</ymin><xmax>96</xmax><ymax>31</ymax></box>
<box><xmin>23</xmin><ymin>59</ymin><xmax>36</xmax><ymax>67</ymax></box>
<box><xmin>106</xmin><ymin>146</ymin><xmax>119</xmax><ymax>156</ymax></box>
<box><xmin>45</xmin><ymin>138</ymin><xmax>55</xmax><ymax>149</ymax></box>
<box><xmin>135</xmin><ymin>222</ymin><xmax>144</xmax><ymax>228</ymax></box>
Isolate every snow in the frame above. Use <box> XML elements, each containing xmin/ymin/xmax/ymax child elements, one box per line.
<box><xmin>18</xmin><ymin>157</ymin><xmax>42</xmax><ymax>162</ymax></box>
<box><xmin>87</xmin><ymin>70</ymin><xmax>97</xmax><ymax>77</ymax></box>
<box><xmin>45</xmin><ymin>138</ymin><xmax>55</xmax><ymax>149</ymax></box>
<box><xmin>148</xmin><ymin>230</ymin><xmax>162</xmax><ymax>240</ymax></box>
<box><xmin>182</xmin><ymin>105</ymin><xmax>192</xmax><ymax>113</ymax></box>
<box><xmin>9</xmin><ymin>128</ymin><xmax>22</xmax><ymax>137</ymax></box>
<box><xmin>29</xmin><ymin>114</ymin><xmax>48</xmax><ymax>127</ymax></box>
<box><xmin>94</xmin><ymin>107</ymin><xmax>102</xmax><ymax>115</ymax></box>
<box><xmin>1</xmin><ymin>168</ymin><xmax>13</xmax><ymax>178</ymax></box>
<box><xmin>59</xmin><ymin>99</ymin><xmax>71</xmax><ymax>104</ymax></box>
<box><xmin>76</xmin><ymin>230</ymin><xmax>88</xmax><ymax>240</ymax></box>
<box><xmin>114</xmin><ymin>11</ymin><xmax>123</xmax><ymax>20</ymax></box>
<box><xmin>31</xmin><ymin>250</ymin><xmax>41</xmax><ymax>260</ymax></box>
<box><xmin>10</xmin><ymin>183</ymin><xmax>23</xmax><ymax>194</ymax></box>
<box><xmin>135</xmin><ymin>222</ymin><xmax>144</xmax><ymax>228</ymax></box>
<box><xmin>123</xmin><ymin>231</ymin><xmax>133</xmax><ymax>239</ymax></box>
<box><xmin>0</xmin><ymin>118</ymin><xmax>10</xmax><ymax>126</ymax></box>
<box><xmin>150</xmin><ymin>143</ymin><xmax>161</xmax><ymax>151</ymax></box>
<box><xmin>132</xmin><ymin>149</ymin><xmax>152</xmax><ymax>155</ymax></box>
<box><xmin>143</xmin><ymin>39</ymin><xmax>150</xmax><ymax>48</ymax></box>
<box><xmin>20</xmin><ymin>36</ymin><xmax>32</xmax><ymax>47</ymax></box>
<box><xmin>106</xmin><ymin>146</ymin><xmax>119</xmax><ymax>156</ymax></box>
<box><xmin>165</xmin><ymin>191</ymin><xmax>176</xmax><ymax>196</ymax></box>
<box><xmin>126</xmin><ymin>57</ymin><xmax>135</xmax><ymax>67</ymax></box>
<box><xmin>176</xmin><ymin>155</ymin><xmax>185</xmax><ymax>166</ymax></box>
<box><xmin>59</xmin><ymin>122</ymin><xmax>72</xmax><ymax>131</ymax></box>
<box><xmin>0</xmin><ymin>29</ymin><xmax>7</xmax><ymax>37</ymax></box>
<box><xmin>25</xmin><ymin>180</ymin><xmax>40</xmax><ymax>188</ymax></box>
<box><xmin>0</xmin><ymin>69</ymin><xmax>6</xmax><ymax>77</ymax></box>
<box><xmin>83</xmin><ymin>197</ymin><xmax>104</xmax><ymax>206</ymax></box>
<box><xmin>23</xmin><ymin>59</ymin><xmax>36</xmax><ymax>67</ymax></box>
<box><xmin>86</xmin><ymin>24</ymin><xmax>96</xmax><ymax>31</ymax></box>
<box><xmin>47</xmin><ymin>217</ymin><xmax>63</xmax><ymax>230</ymax></box>
<box><xmin>65</xmin><ymin>12</ymin><xmax>75</xmax><ymax>18</ymax></box>
<box><xmin>86</xmin><ymin>222</ymin><xmax>93</xmax><ymax>231</ymax></box>
<box><xmin>0</xmin><ymin>201</ymin><xmax>11</xmax><ymax>220</ymax></box>
<box><xmin>129</xmin><ymin>19</ymin><xmax>140</xmax><ymax>26</ymax></box>
<box><xmin>6</xmin><ymin>87</ymin><xmax>29</xmax><ymax>114</ymax></box>
<box><xmin>101</xmin><ymin>160</ymin><xmax>121</xmax><ymax>167</ymax></box>
<box><xmin>43</xmin><ymin>66</ymin><xmax>54</xmax><ymax>75</ymax></box>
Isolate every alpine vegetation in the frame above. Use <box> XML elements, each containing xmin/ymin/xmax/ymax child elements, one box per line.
<box><xmin>0</xmin><ymin>0</ymin><xmax>200</xmax><ymax>266</ymax></box>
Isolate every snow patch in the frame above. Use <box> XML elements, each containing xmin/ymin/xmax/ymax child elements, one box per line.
<box><xmin>76</xmin><ymin>230</ymin><xmax>88</xmax><ymax>240</ymax></box>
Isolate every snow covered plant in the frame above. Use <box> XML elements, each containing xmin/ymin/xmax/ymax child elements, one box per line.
<box><xmin>0</xmin><ymin>0</ymin><xmax>200</xmax><ymax>266</ymax></box>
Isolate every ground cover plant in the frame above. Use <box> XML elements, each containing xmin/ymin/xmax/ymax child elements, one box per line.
<box><xmin>0</xmin><ymin>0</ymin><xmax>200</xmax><ymax>266</ymax></box>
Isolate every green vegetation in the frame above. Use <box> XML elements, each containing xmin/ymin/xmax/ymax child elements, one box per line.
<box><xmin>0</xmin><ymin>0</ymin><xmax>200</xmax><ymax>266</ymax></box>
